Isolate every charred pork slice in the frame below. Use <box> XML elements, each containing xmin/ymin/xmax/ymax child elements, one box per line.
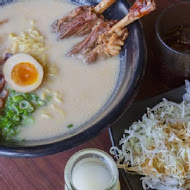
<box><xmin>52</xmin><ymin>6</ymin><xmax>105</xmax><ymax>39</ymax></box>
<box><xmin>68</xmin><ymin>0</ymin><xmax>156</xmax><ymax>64</ymax></box>
<box><xmin>68</xmin><ymin>20</ymin><xmax>128</xmax><ymax>64</ymax></box>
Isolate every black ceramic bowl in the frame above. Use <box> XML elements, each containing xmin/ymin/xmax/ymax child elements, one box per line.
<box><xmin>0</xmin><ymin>0</ymin><xmax>146</xmax><ymax>157</ymax></box>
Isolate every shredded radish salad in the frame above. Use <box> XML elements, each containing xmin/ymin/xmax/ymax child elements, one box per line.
<box><xmin>111</xmin><ymin>81</ymin><xmax>190</xmax><ymax>190</ymax></box>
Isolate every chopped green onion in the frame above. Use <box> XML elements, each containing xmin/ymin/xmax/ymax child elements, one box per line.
<box><xmin>67</xmin><ymin>124</ymin><xmax>73</xmax><ymax>129</ymax></box>
<box><xmin>19</xmin><ymin>100</ymin><xmax>33</xmax><ymax>109</ymax></box>
<box><xmin>22</xmin><ymin>116</ymin><xmax>34</xmax><ymax>126</ymax></box>
<box><xmin>12</xmin><ymin>95</ymin><xmax>25</xmax><ymax>102</ymax></box>
<box><xmin>0</xmin><ymin>90</ymin><xmax>50</xmax><ymax>141</ymax></box>
<box><xmin>46</xmin><ymin>95</ymin><xmax>52</xmax><ymax>102</ymax></box>
<box><xmin>36</xmin><ymin>100</ymin><xmax>46</xmax><ymax>107</ymax></box>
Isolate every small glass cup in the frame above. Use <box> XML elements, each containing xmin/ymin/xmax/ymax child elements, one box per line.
<box><xmin>64</xmin><ymin>149</ymin><xmax>120</xmax><ymax>190</ymax></box>
<box><xmin>156</xmin><ymin>1</ymin><xmax>190</xmax><ymax>87</ymax></box>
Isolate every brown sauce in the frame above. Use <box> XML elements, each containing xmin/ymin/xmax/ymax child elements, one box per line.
<box><xmin>162</xmin><ymin>25</ymin><xmax>190</xmax><ymax>54</ymax></box>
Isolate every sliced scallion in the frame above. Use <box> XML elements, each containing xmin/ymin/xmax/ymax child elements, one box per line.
<box><xmin>0</xmin><ymin>90</ymin><xmax>50</xmax><ymax>141</ymax></box>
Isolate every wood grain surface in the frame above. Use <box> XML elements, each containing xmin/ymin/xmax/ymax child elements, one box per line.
<box><xmin>0</xmin><ymin>0</ymin><xmax>183</xmax><ymax>189</ymax></box>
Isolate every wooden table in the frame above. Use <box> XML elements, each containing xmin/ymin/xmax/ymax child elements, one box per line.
<box><xmin>0</xmin><ymin>0</ymin><xmax>183</xmax><ymax>189</ymax></box>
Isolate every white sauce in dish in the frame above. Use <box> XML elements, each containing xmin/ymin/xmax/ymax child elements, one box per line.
<box><xmin>0</xmin><ymin>0</ymin><xmax>120</xmax><ymax>140</ymax></box>
<box><xmin>72</xmin><ymin>158</ymin><xmax>112</xmax><ymax>190</ymax></box>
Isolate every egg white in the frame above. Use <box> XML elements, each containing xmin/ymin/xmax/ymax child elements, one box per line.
<box><xmin>3</xmin><ymin>53</ymin><xmax>44</xmax><ymax>92</ymax></box>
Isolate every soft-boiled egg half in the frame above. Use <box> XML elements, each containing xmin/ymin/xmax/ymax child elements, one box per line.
<box><xmin>3</xmin><ymin>54</ymin><xmax>44</xmax><ymax>93</ymax></box>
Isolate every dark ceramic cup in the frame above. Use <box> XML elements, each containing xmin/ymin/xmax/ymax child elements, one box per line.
<box><xmin>156</xmin><ymin>1</ymin><xmax>190</xmax><ymax>79</ymax></box>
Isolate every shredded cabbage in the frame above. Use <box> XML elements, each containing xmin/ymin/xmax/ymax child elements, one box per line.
<box><xmin>111</xmin><ymin>80</ymin><xmax>190</xmax><ymax>190</ymax></box>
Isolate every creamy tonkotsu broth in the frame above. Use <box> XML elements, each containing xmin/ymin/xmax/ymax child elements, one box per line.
<box><xmin>0</xmin><ymin>0</ymin><xmax>120</xmax><ymax>140</ymax></box>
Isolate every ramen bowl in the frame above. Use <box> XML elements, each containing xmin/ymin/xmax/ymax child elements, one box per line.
<box><xmin>0</xmin><ymin>0</ymin><xmax>146</xmax><ymax>157</ymax></box>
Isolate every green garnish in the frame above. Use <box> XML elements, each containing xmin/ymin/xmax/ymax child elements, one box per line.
<box><xmin>46</xmin><ymin>95</ymin><xmax>52</xmax><ymax>102</ymax></box>
<box><xmin>0</xmin><ymin>90</ymin><xmax>48</xmax><ymax>141</ymax></box>
<box><xmin>67</xmin><ymin>124</ymin><xmax>73</xmax><ymax>129</ymax></box>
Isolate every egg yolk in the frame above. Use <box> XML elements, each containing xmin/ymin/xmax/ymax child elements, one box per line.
<box><xmin>11</xmin><ymin>62</ymin><xmax>38</xmax><ymax>86</ymax></box>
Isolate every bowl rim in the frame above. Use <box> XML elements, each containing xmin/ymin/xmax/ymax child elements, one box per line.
<box><xmin>0</xmin><ymin>0</ymin><xmax>147</xmax><ymax>158</ymax></box>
